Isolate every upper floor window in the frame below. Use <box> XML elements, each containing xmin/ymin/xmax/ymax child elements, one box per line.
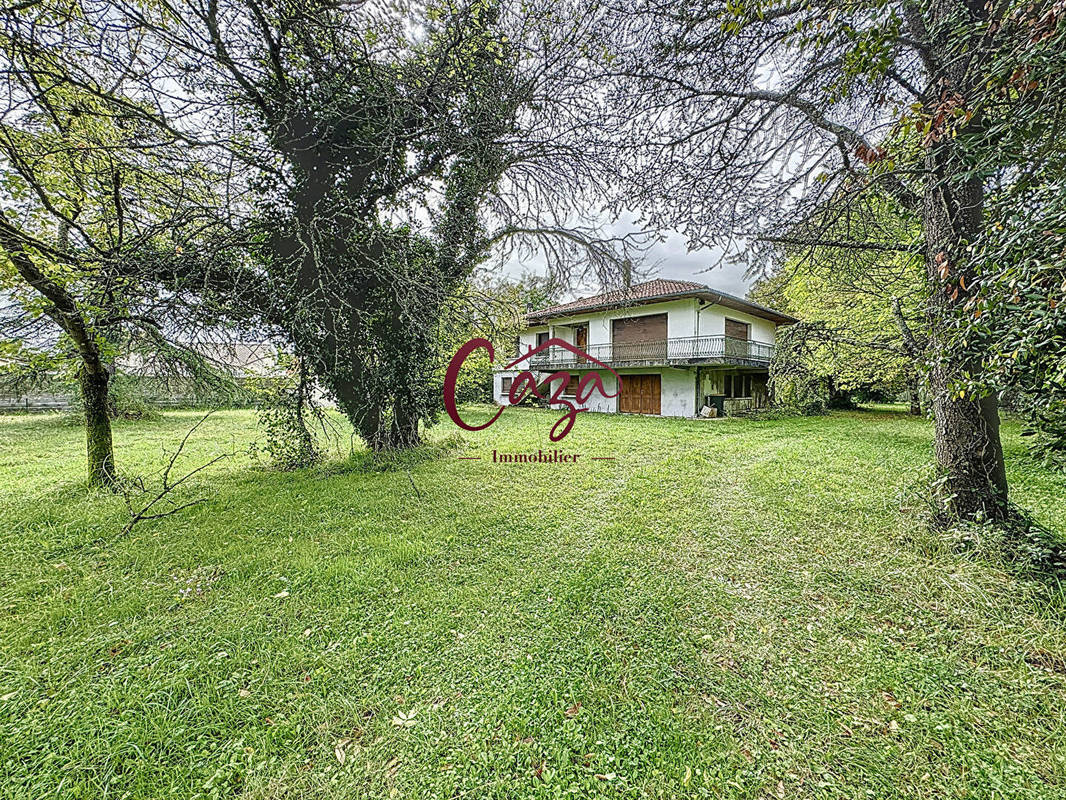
<box><xmin>725</xmin><ymin>318</ymin><xmax>750</xmax><ymax>340</ymax></box>
<box><xmin>612</xmin><ymin>313</ymin><xmax>667</xmax><ymax>344</ymax></box>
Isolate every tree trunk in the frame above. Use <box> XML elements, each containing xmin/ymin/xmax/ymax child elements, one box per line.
<box><xmin>907</xmin><ymin>373</ymin><xmax>922</xmax><ymax>416</ymax></box>
<box><xmin>80</xmin><ymin>366</ymin><xmax>117</xmax><ymax>488</ymax></box>
<box><xmin>390</xmin><ymin>396</ymin><xmax>422</xmax><ymax>449</ymax></box>
<box><xmin>922</xmin><ymin>159</ymin><xmax>1008</xmax><ymax>521</ymax></box>
<box><xmin>914</xmin><ymin>0</ymin><xmax>1009</xmax><ymax>523</ymax></box>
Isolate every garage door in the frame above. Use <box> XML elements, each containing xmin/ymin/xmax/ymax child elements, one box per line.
<box><xmin>618</xmin><ymin>374</ymin><xmax>661</xmax><ymax>415</ymax></box>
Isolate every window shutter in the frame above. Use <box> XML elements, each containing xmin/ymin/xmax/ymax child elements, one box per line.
<box><xmin>724</xmin><ymin>319</ymin><xmax>750</xmax><ymax>340</ymax></box>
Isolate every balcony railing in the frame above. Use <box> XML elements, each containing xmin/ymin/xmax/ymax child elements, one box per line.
<box><xmin>521</xmin><ymin>335</ymin><xmax>774</xmax><ymax>369</ymax></box>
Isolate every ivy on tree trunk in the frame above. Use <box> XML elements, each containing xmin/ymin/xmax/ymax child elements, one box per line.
<box><xmin>80</xmin><ymin>367</ymin><xmax>117</xmax><ymax>488</ymax></box>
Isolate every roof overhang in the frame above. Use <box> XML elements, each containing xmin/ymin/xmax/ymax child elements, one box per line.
<box><xmin>525</xmin><ymin>289</ymin><xmax>797</xmax><ymax>326</ymax></box>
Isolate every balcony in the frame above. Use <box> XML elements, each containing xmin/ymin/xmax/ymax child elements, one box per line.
<box><xmin>521</xmin><ymin>335</ymin><xmax>774</xmax><ymax>369</ymax></box>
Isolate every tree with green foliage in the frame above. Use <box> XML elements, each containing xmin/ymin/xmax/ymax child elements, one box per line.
<box><xmin>53</xmin><ymin>0</ymin><xmax>644</xmax><ymax>452</ymax></box>
<box><xmin>0</xmin><ymin>15</ymin><xmax>231</xmax><ymax>486</ymax></box>
<box><xmin>590</xmin><ymin>0</ymin><xmax>1066</xmax><ymax>524</ymax></box>
<box><xmin>952</xmin><ymin>6</ymin><xmax>1066</xmax><ymax>471</ymax></box>
<box><xmin>751</xmin><ymin>226</ymin><xmax>927</xmax><ymax>413</ymax></box>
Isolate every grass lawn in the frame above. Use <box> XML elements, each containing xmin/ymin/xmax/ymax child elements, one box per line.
<box><xmin>1</xmin><ymin>406</ymin><xmax>1065</xmax><ymax>799</ymax></box>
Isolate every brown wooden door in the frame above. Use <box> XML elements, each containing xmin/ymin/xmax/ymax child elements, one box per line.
<box><xmin>612</xmin><ymin>314</ymin><xmax>667</xmax><ymax>361</ymax></box>
<box><xmin>618</xmin><ymin>373</ymin><xmax>661</xmax><ymax>415</ymax></box>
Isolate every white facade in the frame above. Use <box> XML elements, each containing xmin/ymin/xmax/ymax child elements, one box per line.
<box><xmin>493</xmin><ymin>289</ymin><xmax>791</xmax><ymax>418</ymax></box>
<box><xmin>493</xmin><ymin>365</ymin><xmax>697</xmax><ymax>416</ymax></box>
<box><xmin>509</xmin><ymin>298</ymin><xmax>776</xmax><ymax>354</ymax></box>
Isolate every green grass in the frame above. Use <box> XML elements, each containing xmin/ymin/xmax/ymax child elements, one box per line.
<box><xmin>1</xmin><ymin>406</ymin><xmax>1065</xmax><ymax>799</ymax></box>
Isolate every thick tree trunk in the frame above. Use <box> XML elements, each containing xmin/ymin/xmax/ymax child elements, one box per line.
<box><xmin>80</xmin><ymin>366</ymin><xmax>117</xmax><ymax>488</ymax></box>
<box><xmin>927</xmin><ymin>367</ymin><xmax>1007</xmax><ymax>519</ymax></box>
<box><xmin>922</xmin><ymin>163</ymin><xmax>1008</xmax><ymax>521</ymax></box>
<box><xmin>913</xmin><ymin>0</ymin><xmax>1009</xmax><ymax>523</ymax></box>
<box><xmin>390</xmin><ymin>396</ymin><xmax>422</xmax><ymax>449</ymax></box>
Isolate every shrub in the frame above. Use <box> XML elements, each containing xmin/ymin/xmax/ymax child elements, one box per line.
<box><xmin>255</xmin><ymin>402</ymin><xmax>321</xmax><ymax>471</ymax></box>
<box><xmin>1019</xmin><ymin>397</ymin><xmax>1066</xmax><ymax>473</ymax></box>
<box><xmin>251</xmin><ymin>371</ymin><xmax>324</xmax><ymax>471</ymax></box>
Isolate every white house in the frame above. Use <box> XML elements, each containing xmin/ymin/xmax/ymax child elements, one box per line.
<box><xmin>493</xmin><ymin>279</ymin><xmax>796</xmax><ymax>417</ymax></box>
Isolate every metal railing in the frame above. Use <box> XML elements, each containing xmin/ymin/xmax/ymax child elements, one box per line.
<box><xmin>520</xmin><ymin>335</ymin><xmax>774</xmax><ymax>368</ymax></box>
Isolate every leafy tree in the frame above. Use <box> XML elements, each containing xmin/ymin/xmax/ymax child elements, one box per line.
<box><xmin>244</xmin><ymin>3</ymin><xmax>522</xmax><ymax>449</ymax></box>
<box><xmin>751</xmin><ymin>229</ymin><xmax>926</xmax><ymax>413</ymax></box>
<box><xmin>71</xmin><ymin>0</ymin><xmax>646</xmax><ymax>451</ymax></box>
<box><xmin>953</xmin><ymin>5</ymin><xmax>1066</xmax><ymax>471</ymax></box>
<box><xmin>590</xmin><ymin>0</ymin><xmax>1066</xmax><ymax>523</ymax></box>
<box><xmin>0</xmin><ymin>13</ymin><xmax>231</xmax><ymax>486</ymax></box>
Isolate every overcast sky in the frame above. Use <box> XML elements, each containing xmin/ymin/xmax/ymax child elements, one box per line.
<box><xmin>500</xmin><ymin>216</ymin><xmax>755</xmax><ymax>302</ymax></box>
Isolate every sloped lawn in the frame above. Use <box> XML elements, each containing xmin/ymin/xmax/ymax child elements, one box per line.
<box><xmin>1</xmin><ymin>406</ymin><xmax>1064</xmax><ymax>798</ymax></box>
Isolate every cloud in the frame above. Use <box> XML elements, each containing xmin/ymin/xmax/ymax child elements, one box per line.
<box><xmin>498</xmin><ymin>213</ymin><xmax>754</xmax><ymax>301</ymax></box>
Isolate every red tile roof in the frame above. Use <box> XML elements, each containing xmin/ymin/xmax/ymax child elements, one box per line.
<box><xmin>525</xmin><ymin>279</ymin><xmax>796</xmax><ymax>325</ymax></box>
<box><xmin>529</xmin><ymin>279</ymin><xmax>705</xmax><ymax>319</ymax></box>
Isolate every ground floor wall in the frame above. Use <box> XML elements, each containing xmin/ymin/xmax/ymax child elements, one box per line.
<box><xmin>493</xmin><ymin>366</ymin><xmax>771</xmax><ymax>418</ymax></box>
<box><xmin>698</xmin><ymin>368</ymin><xmax>770</xmax><ymax>415</ymax></box>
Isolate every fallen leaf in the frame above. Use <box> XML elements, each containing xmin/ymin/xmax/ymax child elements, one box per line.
<box><xmin>564</xmin><ymin>702</ymin><xmax>582</xmax><ymax>718</ymax></box>
<box><xmin>238</xmin><ymin>688</ymin><xmax>251</xmax><ymax>698</ymax></box>
<box><xmin>273</xmin><ymin>590</ymin><xmax>290</xmax><ymax>599</ymax></box>
<box><xmin>391</xmin><ymin>707</ymin><xmax>418</xmax><ymax>728</ymax></box>
<box><xmin>334</xmin><ymin>738</ymin><xmax>351</xmax><ymax>764</ymax></box>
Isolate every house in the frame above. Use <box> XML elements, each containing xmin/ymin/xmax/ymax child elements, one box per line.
<box><xmin>493</xmin><ymin>279</ymin><xmax>797</xmax><ymax>417</ymax></box>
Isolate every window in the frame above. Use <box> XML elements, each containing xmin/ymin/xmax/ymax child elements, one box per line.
<box><xmin>724</xmin><ymin>318</ymin><xmax>750</xmax><ymax>340</ymax></box>
<box><xmin>501</xmin><ymin>377</ymin><xmax>512</xmax><ymax>396</ymax></box>
<box><xmin>536</xmin><ymin>331</ymin><xmax>549</xmax><ymax>347</ymax></box>
<box><xmin>562</xmin><ymin>373</ymin><xmax>579</xmax><ymax>396</ymax></box>
<box><xmin>724</xmin><ymin>374</ymin><xmax>752</xmax><ymax>398</ymax></box>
